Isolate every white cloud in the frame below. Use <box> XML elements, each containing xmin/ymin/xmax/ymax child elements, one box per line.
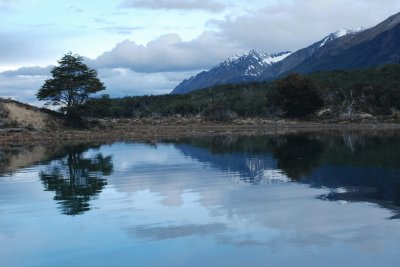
<box><xmin>0</xmin><ymin>66</ymin><xmax>53</xmax><ymax>77</ymax></box>
<box><xmin>0</xmin><ymin>65</ymin><xmax>198</xmax><ymax>103</ymax></box>
<box><xmin>92</xmin><ymin>32</ymin><xmax>243</xmax><ymax>73</ymax></box>
<box><xmin>121</xmin><ymin>0</ymin><xmax>226</xmax><ymax>12</ymax></box>
<box><xmin>92</xmin><ymin>1</ymin><xmax>400</xmax><ymax>76</ymax></box>
<box><xmin>0</xmin><ymin>72</ymin><xmax>47</xmax><ymax>104</ymax></box>
<box><xmin>99</xmin><ymin>26</ymin><xmax>143</xmax><ymax>35</ymax></box>
<box><xmin>0</xmin><ymin>66</ymin><xmax>53</xmax><ymax>104</ymax></box>
<box><xmin>103</xmin><ymin>142</ymin><xmax>400</xmax><ymax>254</ymax></box>
<box><xmin>98</xmin><ymin>68</ymin><xmax>198</xmax><ymax>96</ymax></box>
<box><xmin>212</xmin><ymin>0</ymin><xmax>400</xmax><ymax>52</ymax></box>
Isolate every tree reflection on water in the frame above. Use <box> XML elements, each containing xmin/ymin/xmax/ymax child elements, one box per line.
<box><xmin>39</xmin><ymin>145</ymin><xmax>113</xmax><ymax>215</ymax></box>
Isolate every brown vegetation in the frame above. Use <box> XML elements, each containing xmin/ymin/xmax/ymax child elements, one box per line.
<box><xmin>1</xmin><ymin>116</ymin><xmax>400</xmax><ymax>145</ymax></box>
<box><xmin>0</xmin><ymin>98</ymin><xmax>63</xmax><ymax>130</ymax></box>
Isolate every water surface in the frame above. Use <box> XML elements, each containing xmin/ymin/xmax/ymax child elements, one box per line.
<box><xmin>1</xmin><ymin>133</ymin><xmax>400</xmax><ymax>266</ymax></box>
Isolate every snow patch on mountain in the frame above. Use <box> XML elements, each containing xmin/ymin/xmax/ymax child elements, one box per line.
<box><xmin>320</xmin><ymin>28</ymin><xmax>366</xmax><ymax>47</ymax></box>
<box><xmin>218</xmin><ymin>50</ymin><xmax>292</xmax><ymax>77</ymax></box>
<box><xmin>262</xmin><ymin>51</ymin><xmax>292</xmax><ymax>65</ymax></box>
<box><xmin>335</xmin><ymin>27</ymin><xmax>365</xmax><ymax>38</ymax></box>
<box><xmin>223</xmin><ymin>50</ymin><xmax>291</xmax><ymax>67</ymax></box>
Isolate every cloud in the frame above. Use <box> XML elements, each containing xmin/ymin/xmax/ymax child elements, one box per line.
<box><xmin>98</xmin><ymin>68</ymin><xmax>198</xmax><ymax>95</ymax></box>
<box><xmin>0</xmin><ymin>29</ymin><xmax>242</xmax><ymax>99</ymax></box>
<box><xmin>0</xmin><ymin>31</ymin><xmax>65</xmax><ymax>66</ymax></box>
<box><xmin>120</xmin><ymin>0</ymin><xmax>226</xmax><ymax>12</ymax></box>
<box><xmin>3</xmin><ymin>0</ymin><xmax>400</xmax><ymax>103</ymax></box>
<box><xmin>211</xmin><ymin>0</ymin><xmax>400</xmax><ymax>52</ymax></box>
<box><xmin>69</xmin><ymin>5</ymin><xmax>83</xmax><ymax>14</ymax></box>
<box><xmin>92</xmin><ymin>32</ymin><xmax>243</xmax><ymax>73</ymax></box>
<box><xmin>0</xmin><ymin>72</ymin><xmax>47</xmax><ymax>104</ymax></box>
<box><xmin>128</xmin><ymin>223</ymin><xmax>227</xmax><ymax>241</ymax></box>
<box><xmin>0</xmin><ymin>0</ymin><xmax>15</xmax><ymax>7</ymax></box>
<box><xmin>99</xmin><ymin>26</ymin><xmax>143</xmax><ymax>35</ymax></box>
<box><xmin>93</xmin><ymin>18</ymin><xmax>108</xmax><ymax>24</ymax></box>
<box><xmin>91</xmin><ymin>0</ymin><xmax>400</xmax><ymax>76</ymax></box>
<box><xmin>102</xmin><ymin>142</ymin><xmax>400</xmax><ymax>254</ymax></box>
<box><xmin>0</xmin><ymin>0</ymin><xmax>23</xmax><ymax>13</ymax></box>
<box><xmin>0</xmin><ymin>66</ymin><xmax>52</xmax><ymax>77</ymax></box>
<box><xmin>0</xmin><ymin>66</ymin><xmax>52</xmax><ymax>105</ymax></box>
<box><xmin>0</xmin><ymin>65</ymin><xmax>197</xmax><ymax>103</ymax></box>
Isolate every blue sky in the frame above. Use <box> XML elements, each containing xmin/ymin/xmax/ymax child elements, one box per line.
<box><xmin>1</xmin><ymin>0</ymin><xmax>400</xmax><ymax>104</ymax></box>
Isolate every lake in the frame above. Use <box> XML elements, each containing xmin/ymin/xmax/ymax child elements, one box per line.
<box><xmin>1</xmin><ymin>133</ymin><xmax>400</xmax><ymax>266</ymax></box>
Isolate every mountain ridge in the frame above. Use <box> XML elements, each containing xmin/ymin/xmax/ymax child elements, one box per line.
<box><xmin>171</xmin><ymin>50</ymin><xmax>291</xmax><ymax>94</ymax></box>
<box><xmin>258</xmin><ymin>28</ymin><xmax>365</xmax><ymax>81</ymax></box>
<box><xmin>172</xmin><ymin>12</ymin><xmax>400</xmax><ymax>94</ymax></box>
<box><xmin>288</xmin><ymin>12</ymin><xmax>400</xmax><ymax>74</ymax></box>
<box><xmin>172</xmin><ymin>28</ymin><xmax>364</xmax><ymax>94</ymax></box>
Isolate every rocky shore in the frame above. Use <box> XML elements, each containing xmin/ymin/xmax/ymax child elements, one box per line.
<box><xmin>1</xmin><ymin>117</ymin><xmax>400</xmax><ymax>145</ymax></box>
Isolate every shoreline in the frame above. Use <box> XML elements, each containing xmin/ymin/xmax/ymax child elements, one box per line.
<box><xmin>1</xmin><ymin>119</ymin><xmax>400</xmax><ymax>145</ymax></box>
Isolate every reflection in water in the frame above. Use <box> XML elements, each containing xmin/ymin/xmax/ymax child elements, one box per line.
<box><xmin>0</xmin><ymin>145</ymin><xmax>60</xmax><ymax>176</ymax></box>
<box><xmin>39</xmin><ymin>145</ymin><xmax>113</xmax><ymax>215</ymax></box>
<box><xmin>174</xmin><ymin>133</ymin><xmax>400</xmax><ymax>217</ymax></box>
<box><xmin>130</xmin><ymin>223</ymin><xmax>227</xmax><ymax>241</ymax></box>
<box><xmin>1</xmin><ymin>134</ymin><xmax>400</xmax><ymax>266</ymax></box>
<box><xmin>174</xmin><ymin>135</ymin><xmax>325</xmax><ymax>183</ymax></box>
<box><xmin>270</xmin><ymin>135</ymin><xmax>324</xmax><ymax>180</ymax></box>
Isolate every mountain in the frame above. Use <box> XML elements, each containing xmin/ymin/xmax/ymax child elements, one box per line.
<box><xmin>172</xmin><ymin>12</ymin><xmax>400</xmax><ymax>94</ymax></box>
<box><xmin>171</xmin><ymin>50</ymin><xmax>292</xmax><ymax>94</ymax></box>
<box><xmin>259</xmin><ymin>28</ymin><xmax>365</xmax><ymax>80</ymax></box>
<box><xmin>286</xmin><ymin>12</ymin><xmax>400</xmax><ymax>74</ymax></box>
<box><xmin>172</xmin><ymin>28</ymin><xmax>362</xmax><ymax>94</ymax></box>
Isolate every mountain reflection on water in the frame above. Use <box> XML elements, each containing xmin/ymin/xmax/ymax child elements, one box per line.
<box><xmin>1</xmin><ymin>133</ymin><xmax>400</xmax><ymax>218</ymax></box>
<box><xmin>2</xmin><ymin>133</ymin><xmax>400</xmax><ymax>266</ymax></box>
<box><xmin>173</xmin><ymin>134</ymin><xmax>400</xmax><ymax>217</ymax></box>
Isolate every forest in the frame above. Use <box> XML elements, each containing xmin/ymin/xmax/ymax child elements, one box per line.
<box><xmin>82</xmin><ymin>64</ymin><xmax>400</xmax><ymax>121</ymax></box>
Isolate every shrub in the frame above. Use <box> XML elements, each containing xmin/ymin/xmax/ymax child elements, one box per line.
<box><xmin>201</xmin><ymin>101</ymin><xmax>237</xmax><ymax>122</ymax></box>
<box><xmin>270</xmin><ymin>73</ymin><xmax>323</xmax><ymax>117</ymax></box>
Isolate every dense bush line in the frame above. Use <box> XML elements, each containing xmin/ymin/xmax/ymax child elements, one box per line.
<box><xmin>82</xmin><ymin>64</ymin><xmax>400</xmax><ymax>120</ymax></box>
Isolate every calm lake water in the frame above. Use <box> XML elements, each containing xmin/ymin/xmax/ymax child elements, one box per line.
<box><xmin>1</xmin><ymin>133</ymin><xmax>400</xmax><ymax>266</ymax></box>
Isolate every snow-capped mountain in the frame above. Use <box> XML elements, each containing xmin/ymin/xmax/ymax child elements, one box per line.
<box><xmin>171</xmin><ymin>50</ymin><xmax>291</xmax><ymax>94</ymax></box>
<box><xmin>172</xmin><ymin>11</ymin><xmax>400</xmax><ymax>95</ymax></box>
<box><xmin>288</xmin><ymin>13</ymin><xmax>400</xmax><ymax>74</ymax></box>
<box><xmin>259</xmin><ymin>28</ymin><xmax>367</xmax><ymax>81</ymax></box>
<box><xmin>171</xmin><ymin>28</ymin><xmax>363</xmax><ymax>94</ymax></box>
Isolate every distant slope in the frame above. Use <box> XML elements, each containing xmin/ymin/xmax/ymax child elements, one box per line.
<box><xmin>171</xmin><ymin>50</ymin><xmax>291</xmax><ymax>94</ymax></box>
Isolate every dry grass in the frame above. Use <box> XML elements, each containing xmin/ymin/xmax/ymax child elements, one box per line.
<box><xmin>0</xmin><ymin>99</ymin><xmax>62</xmax><ymax>130</ymax></box>
<box><xmin>1</xmin><ymin>119</ymin><xmax>400</xmax><ymax>146</ymax></box>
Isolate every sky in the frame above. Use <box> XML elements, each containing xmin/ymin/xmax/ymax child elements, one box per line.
<box><xmin>1</xmin><ymin>0</ymin><xmax>400</xmax><ymax>104</ymax></box>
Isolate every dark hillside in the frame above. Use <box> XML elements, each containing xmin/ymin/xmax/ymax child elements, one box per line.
<box><xmin>83</xmin><ymin>64</ymin><xmax>400</xmax><ymax>120</ymax></box>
